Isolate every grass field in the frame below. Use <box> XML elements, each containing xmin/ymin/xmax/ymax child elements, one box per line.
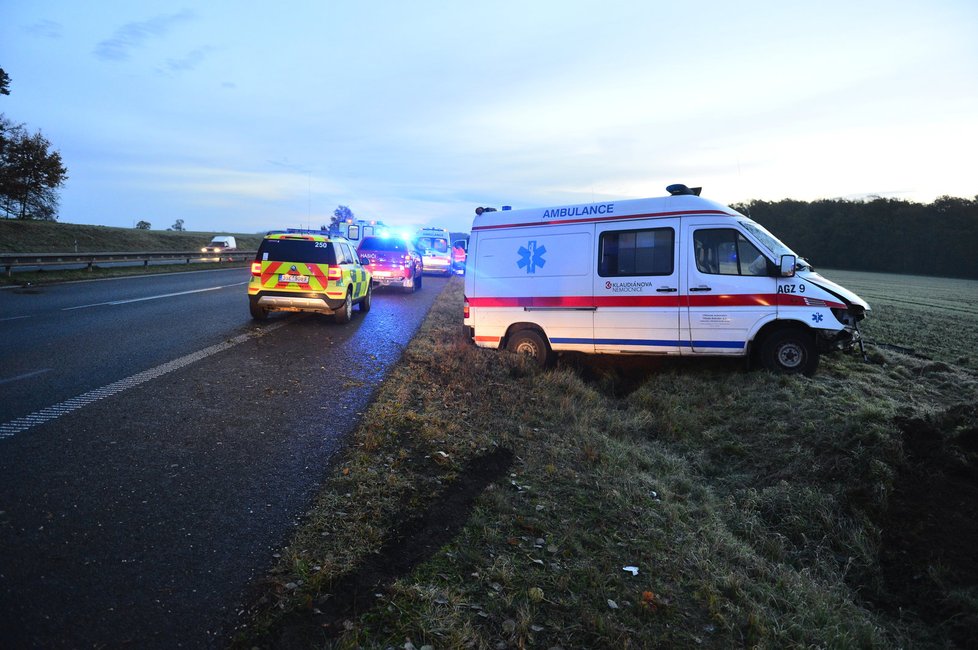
<box><xmin>0</xmin><ymin>219</ymin><xmax>264</xmax><ymax>285</ymax></box>
<box><xmin>0</xmin><ymin>219</ymin><xmax>264</xmax><ymax>253</ymax></box>
<box><xmin>829</xmin><ymin>269</ymin><xmax>978</xmax><ymax>370</ymax></box>
<box><xmin>233</xmin><ymin>270</ymin><xmax>978</xmax><ymax>648</ymax></box>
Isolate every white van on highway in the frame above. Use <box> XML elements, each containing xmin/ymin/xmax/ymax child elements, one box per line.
<box><xmin>462</xmin><ymin>185</ymin><xmax>869</xmax><ymax>375</ymax></box>
<box><xmin>415</xmin><ymin>227</ymin><xmax>453</xmax><ymax>276</ymax></box>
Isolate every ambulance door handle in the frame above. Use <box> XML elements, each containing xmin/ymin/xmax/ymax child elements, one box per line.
<box><xmin>656</xmin><ymin>287</ymin><xmax>677</xmax><ymax>293</ymax></box>
<box><xmin>690</xmin><ymin>285</ymin><xmax>712</xmax><ymax>292</ymax></box>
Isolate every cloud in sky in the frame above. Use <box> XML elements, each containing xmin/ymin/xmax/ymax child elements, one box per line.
<box><xmin>25</xmin><ymin>19</ymin><xmax>62</xmax><ymax>39</ymax></box>
<box><xmin>163</xmin><ymin>46</ymin><xmax>216</xmax><ymax>74</ymax></box>
<box><xmin>2</xmin><ymin>1</ymin><xmax>976</xmax><ymax>235</ymax></box>
<box><xmin>93</xmin><ymin>9</ymin><xmax>196</xmax><ymax>61</ymax></box>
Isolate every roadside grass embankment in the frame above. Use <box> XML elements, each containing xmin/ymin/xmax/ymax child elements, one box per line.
<box><xmin>235</xmin><ymin>271</ymin><xmax>978</xmax><ymax>648</ymax></box>
<box><xmin>0</xmin><ymin>220</ymin><xmax>263</xmax><ymax>286</ymax></box>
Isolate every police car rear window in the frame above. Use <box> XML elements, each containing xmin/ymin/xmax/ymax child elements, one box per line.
<box><xmin>258</xmin><ymin>239</ymin><xmax>337</xmax><ymax>265</ymax></box>
<box><xmin>359</xmin><ymin>237</ymin><xmax>408</xmax><ymax>253</ymax></box>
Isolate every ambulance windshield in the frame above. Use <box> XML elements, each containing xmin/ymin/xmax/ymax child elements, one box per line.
<box><xmin>739</xmin><ymin>220</ymin><xmax>811</xmax><ymax>270</ymax></box>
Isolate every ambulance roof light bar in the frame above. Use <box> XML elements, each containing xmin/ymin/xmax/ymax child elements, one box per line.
<box><xmin>666</xmin><ymin>184</ymin><xmax>702</xmax><ymax>196</ymax></box>
<box><xmin>474</xmin><ymin>206</ymin><xmax>512</xmax><ymax>215</ymax></box>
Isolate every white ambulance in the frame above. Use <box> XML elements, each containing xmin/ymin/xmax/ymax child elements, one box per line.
<box><xmin>415</xmin><ymin>227</ymin><xmax>453</xmax><ymax>276</ymax></box>
<box><xmin>332</xmin><ymin>218</ymin><xmax>387</xmax><ymax>243</ymax></box>
<box><xmin>462</xmin><ymin>185</ymin><xmax>869</xmax><ymax>375</ymax></box>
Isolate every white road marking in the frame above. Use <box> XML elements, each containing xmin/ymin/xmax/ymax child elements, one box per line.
<box><xmin>62</xmin><ymin>282</ymin><xmax>247</xmax><ymax>311</ymax></box>
<box><xmin>0</xmin><ymin>315</ymin><xmax>32</xmax><ymax>322</ymax></box>
<box><xmin>0</xmin><ymin>368</ymin><xmax>52</xmax><ymax>385</ymax></box>
<box><xmin>0</xmin><ymin>320</ymin><xmax>287</xmax><ymax>440</ymax></box>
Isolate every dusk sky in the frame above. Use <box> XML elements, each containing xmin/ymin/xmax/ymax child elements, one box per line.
<box><xmin>2</xmin><ymin>1</ymin><xmax>976</xmax><ymax>235</ymax></box>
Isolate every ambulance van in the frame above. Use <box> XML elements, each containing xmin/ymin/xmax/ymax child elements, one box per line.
<box><xmin>415</xmin><ymin>227</ymin><xmax>453</xmax><ymax>276</ymax></box>
<box><xmin>462</xmin><ymin>185</ymin><xmax>869</xmax><ymax>375</ymax></box>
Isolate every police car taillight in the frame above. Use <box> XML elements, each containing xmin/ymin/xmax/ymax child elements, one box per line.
<box><xmin>327</xmin><ymin>266</ymin><xmax>342</xmax><ymax>280</ymax></box>
<box><xmin>463</xmin><ymin>296</ymin><xmax>469</xmax><ymax>319</ymax></box>
<box><xmin>250</xmin><ymin>261</ymin><xmax>262</xmax><ymax>275</ymax></box>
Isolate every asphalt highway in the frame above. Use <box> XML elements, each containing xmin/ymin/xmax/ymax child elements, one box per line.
<box><xmin>0</xmin><ymin>268</ymin><xmax>449</xmax><ymax>647</ymax></box>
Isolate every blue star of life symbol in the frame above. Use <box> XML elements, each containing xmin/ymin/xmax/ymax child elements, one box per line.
<box><xmin>517</xmin><ymin>240</ymin><xmax>547</xmax><ymax>274</ymax></box>
<box><xmin>811</xmin><ymin>312</ymin><xmax>824</xmax><ymax>323</ymax></box>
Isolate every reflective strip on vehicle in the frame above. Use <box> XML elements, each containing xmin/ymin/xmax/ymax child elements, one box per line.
<box><xmin>467</xmin><ymin>293</ymin><xmax>845</xmax><ymax>309</ymax></box>
<box><xmin>259</xmin><ymin>261</ymin><xmax>330</xmax><ymax>290</ymax></box>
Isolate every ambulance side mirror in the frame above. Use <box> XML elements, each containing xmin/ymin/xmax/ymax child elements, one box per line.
<box><xmin>779</xmin><ymin>255</ymin><xmax>796</xmax><ymax>278</ymax></box>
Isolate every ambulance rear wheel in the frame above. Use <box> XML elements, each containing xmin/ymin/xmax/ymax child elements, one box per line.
<box><xmin>249</xmin><ymin>298</ymin><xmax>268</xmax><ymax>321</ymax></box>
<box><xmin>760</xmin><ymin>329</ymin><xmax>819</xmax><ymax>376</ymax></box>
<box><xmin>506</xmin><ymin>330</ymin><xmax>552</xmax><ymax>368</ymax></box>
<box><xmin>335</xmin><ymin>291</ymin><xmax>353</xmax><ymax>324</ymax></box>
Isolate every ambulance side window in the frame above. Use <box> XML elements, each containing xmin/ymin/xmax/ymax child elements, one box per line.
<box><xmin>598</xmin><ymin>227</ymin><xmax>674</xmax><ymax>277</ymax></box>
<box><xmin>694</xmin><ymin>229</ymin><xmax>770</xmax><ymax>276</ymax></box>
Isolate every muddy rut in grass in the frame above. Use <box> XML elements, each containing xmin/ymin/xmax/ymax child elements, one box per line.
<box><xmin>878</xmin><ymin>404</ymin><xmax>978</xmax><ymax>647</ymax></box>
<box><xmin>263</xmin><ymin>447</ymin><xmax>514</xmax><ymax>648</ymax></box>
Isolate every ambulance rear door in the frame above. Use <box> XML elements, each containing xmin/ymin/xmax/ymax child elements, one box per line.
<box><xmin>593</xmin><ymin>219</ymin><xmax>681</xmax><ymax>354</ymax></box>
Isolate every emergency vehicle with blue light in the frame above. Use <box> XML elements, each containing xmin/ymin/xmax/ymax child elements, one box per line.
<box><xmin>330</xmin><ymin>218</ymin><xmax>388</xmax><ymax>244</ymax></box>
<box><xmin>462</xmin><ymin>185</ymin><xmax>869</xmax><ymax>375</ymax></box>
<box><xmin>248</xmin><ymin>230</ymin><xmax>371</xmax><ymax>323</ymax></box>
<box><xmin>357</xmin><ymin>235</ymin><xmax>424</xmax><ymax>293</ymax></box>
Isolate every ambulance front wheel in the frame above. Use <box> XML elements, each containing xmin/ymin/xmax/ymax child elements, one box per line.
<box><xmin>760</xmin><ymin>329</ymin><xmax>819</xmax><ymax>376</ymax></box>
<box><xmin>506</xmin><ymin>330</ymin><xmax>553</xmax><ymax>367</ymax></box>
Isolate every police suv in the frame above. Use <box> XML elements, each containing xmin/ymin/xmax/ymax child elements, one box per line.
<box><xmin>462</xmin><ymin>185</ymin><xmax>869</xmax><ymax>375</ymax></box>
<box><xmin>248</xmin><ymin>230</ymin><xmax>371</xmax><ymax>323</ymax></box>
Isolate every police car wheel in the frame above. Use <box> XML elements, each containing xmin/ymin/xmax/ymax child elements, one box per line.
<box><xmin>761</xmin><ymin>329</ymin><xmax>819</xmax><ymax>376</ymax></box>
<box><xmin>249</xmin><ymin>298</ymin><xmax>268</xmax><ymax>321</ymax></box>
<box><xmin>415</xmin><ymin>272</ymin><xmax>422</xmax><ymax>290</ymax></box>
<box><xmin>335</xmin><ymin>291</ymin><xmax>353</xmax><ymax>324</ymax></box>
<box><xmin>359</xmin><ymin>284</ymin><xmax>372</xmax><ymax>312</ymax></box>
<box><xmin>506</xmin><ymin>330</ymin><xmax>552</xmax><ymax>367</ymax></box>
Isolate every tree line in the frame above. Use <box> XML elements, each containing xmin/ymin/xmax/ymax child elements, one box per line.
<box><xmin>732</xmin><ymin>196</ymin><xmax>978</xmax><ymax>280</ymax></box>
<box><xmin>1</xmin><ymin>67</ymin><xmax>68</xmax><ymax>221</ymax></box>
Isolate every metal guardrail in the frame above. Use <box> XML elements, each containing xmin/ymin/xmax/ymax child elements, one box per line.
<box><xmin>0</xmin><ymin>250</ymin><xmax>258</xmax><ymax>276</ymax></box>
